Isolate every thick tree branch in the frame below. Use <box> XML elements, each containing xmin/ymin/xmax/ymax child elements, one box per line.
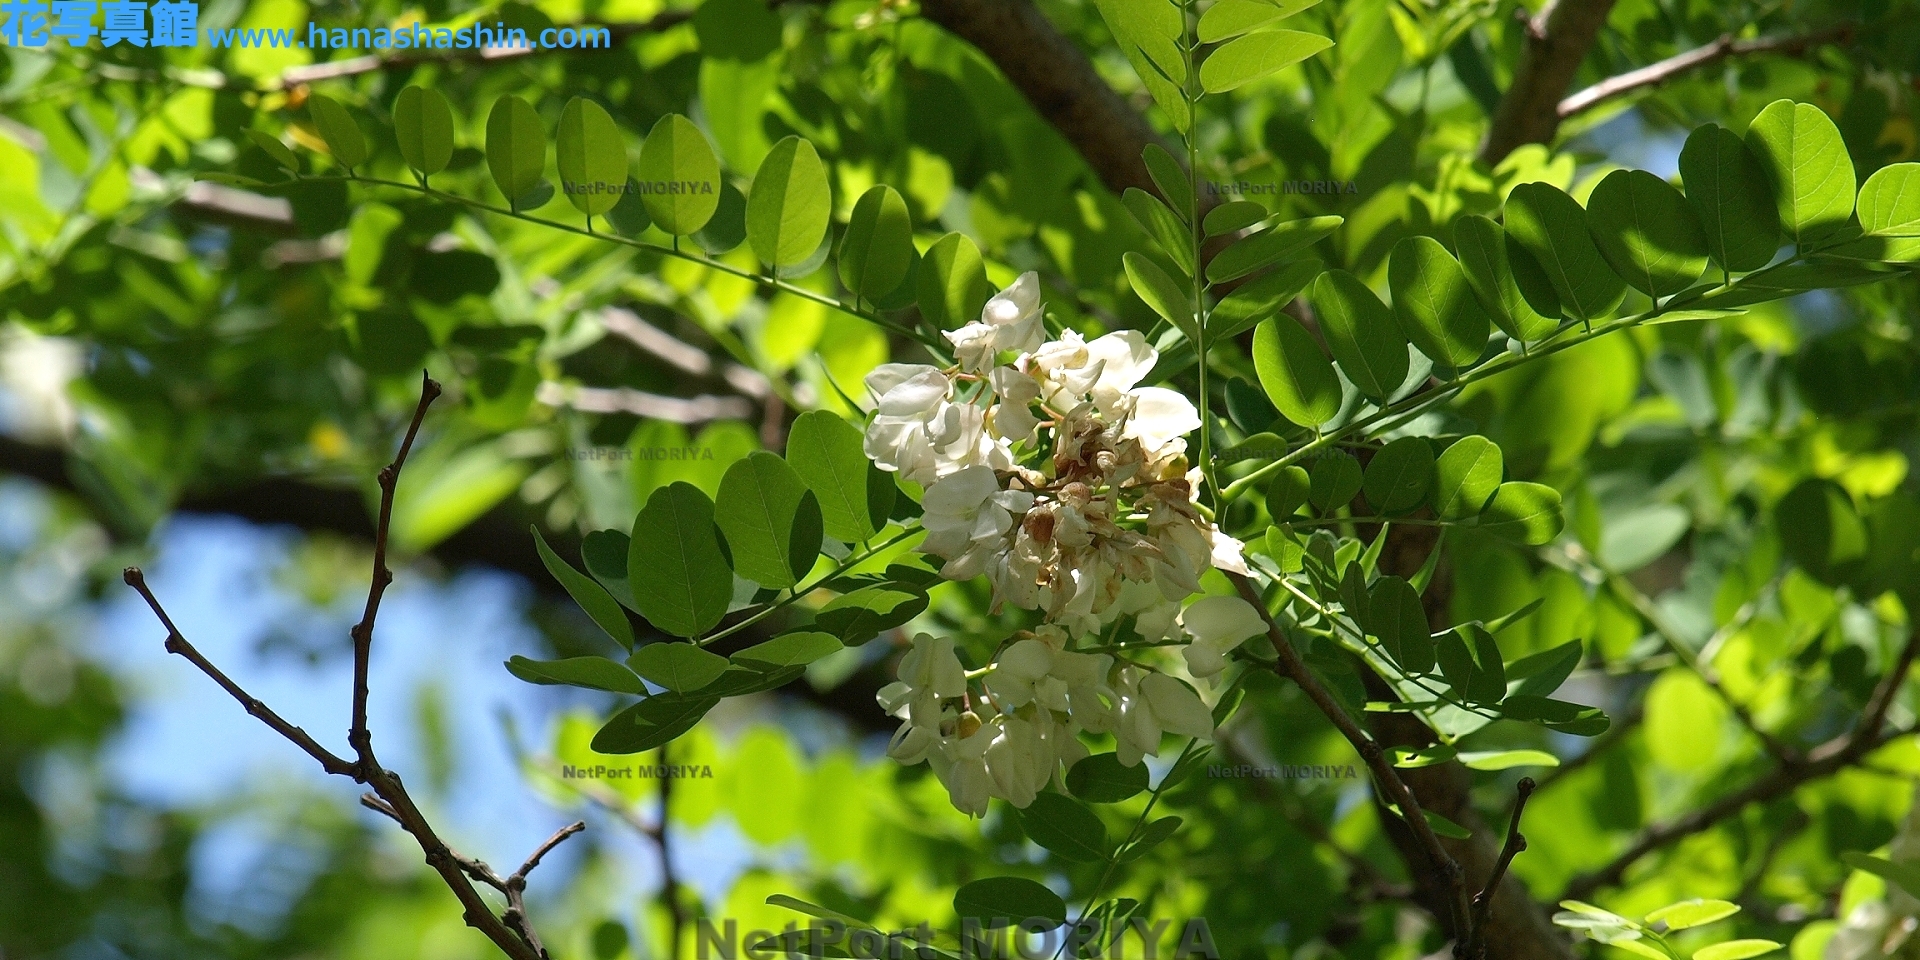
<box><xmin>1478</xmin><ymin>0</ymin><xmax>1620</xmax><ymax>165</ymax></box>
<box><xmin>1562</xmin><ymin>629</ymin><xmax>1920</xmax><ymax>900</ymax></box>
<box><xmin>917</xmin><ymin>0</ymin><xmax>1164</xmax><ymax>198</ymax></box>
<box><xmin>1228</xmin><ymin>572</ymin><xmax>1473</xmax><ymax>947</ymax></box>
<box><xmin>1557</xmin><ymin>25</ymin><xmax>1854</xmax><ymax>120</ymax></box>
<box><xmin>121</xmin><ymin>374</ymin><xmax>579</xmax><ymax>960</ymax></box>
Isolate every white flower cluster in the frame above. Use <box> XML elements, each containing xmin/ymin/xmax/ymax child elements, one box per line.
<box><xmin>865</xmin><ymin>274</ymin><xmax>1273</xmax><ymax>815</ymax></box>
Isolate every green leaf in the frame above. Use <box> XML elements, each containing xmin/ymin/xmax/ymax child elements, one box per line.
<box><xmin>592</xmin><ymin>693</ymin><xmax>719</xmax><ymax>754</ymax></box>
<box><xmin>1677</xmin><ymin>123</ymin><xmax>1781</xmax><ymax>273</ymax></box>
<box><xmin>954</xmin><ymin>878</ymin><xmax>1067</xmax><ymax>928</ymax></box>
<box><xmin>581</xmin><ymin>529</ymin><xmax>636</xmax><ymax>610</ymax></box>
<box><xmin>307</xmin><ymin>94</ymin><xmax>368</xmax><ymax>169</ymax></box>
<box><xmin>393</xmin><ymin>86</ymin><xmax>454</xmax><ymax>177</ymax></box>
<box><xmin>1775</xmin><ymin>478</ymin><xmax>1867</xmax><ymax>584</ymax></box>
<box><xmin>1309</xmin><ymin>454</ymin><xmax>1363</xmax><ymax>512</ymax></box>
<box><xmin>533</xmin><ymin>527</ymin><xmax>635</xmax><ymax>650</ymax></box>
<box><xmin>1311</xmin><ymin>270</ymin><xmax>1407</xmax><ymax>402</ymax></box>
<box><xmin>1117</xmin><ymin>816</ymin><xmax>1182</xmax><ymax>861</ymax></box>
<box><xmin>787</xmin><ymin>410</ymin><xmax>892</xmax><ymax>543</ymax></box>
<box><xmin>1453</xmin><ymin>214</ymin><xmax>1560</xmax><ymax>341</ymax></box>
<box><xmin>1204</xmin><ymin>199</ymin><xmax>1269</xmax><ymax>236</ymax></box>
<box><xmin>1366</xmin><ymin>575</ymin><xmax>1433</xmax><ymax>675</ymax></box>
<box><xmin>1206</xmin><ymin>215</ymin><xmax>1341</xmax><ymax>284</ymax></box>
<box><xmin>244</xmin><ymin>130</ymin><xmax>300</xmax><ymax>173</ymax></box>
<box><xmin>1123</xmin><ymin>188</ymin><xmax>1195</xmax><ymax>277</ymax></box>
<box><xmin>1196</xmin><ymin>0</ymin><xmax>1322</xmax><ymax>42</ymax></box>
<box><xmin>1745</xmin><ymin>99</ymin><xmax>1855</xmax><ymax>248</ymax></box>
<box><xmin>1646</xmin><ymin>900</ymin><xmax>1740</xmax><ymax>931</ymax></box>
<box><xmin>815</xmin><ymin>586</ymin><xmax>927</xmax><ymax>644</ymax></box>
<box><xmin>1142</xmin><ymin>143</ymin><xmax>1194</xmax><ymax>221</ymax></box>
<box><xmin>747</xmin><ymin>136</ymin><xmax>833</xmax><ymax>269</ymax></box>
<box><xmin>556</xmin><ymin>98</ymin><xmax>629</xmax><ymax>218</ymax></box>
<box><xmin>701</xmin><ymin>665</ymin><xmax>805</xmax><ymax>698</ymax></box>
<box><xmin>1266</xmin><ymin>465</ymin><xmax>1312</xmax><ymax>520</ymax></box>
<box><xmin>630</xmin><ymin>482</ymin><xmax>734</xmax><ymax>638</ymax></box>
<box><xmin>715</xmin><ymin>452</ymin><xmax>821</xmax><ymax>588</ymax></box>
<box><xmin>732</xmin><ymin>630</ymin><xmax>843</xmax><ymax>669</ymax></box>
<box><xmin>1253</xmin><ymin>316</ymin><xmax>1341</xmax><ymax>427</ymax></box>
<box><xmin>1209</xmin><ymin>258</ymin><xmax>1321</xmax><ymax>341</ymax></box>
<box><xmin>1480</xmin><ymin>482</ymin><xmax>1564</xmax><ymax>544</ymax></box>
<box><xmin>505</xmin><ymin>655</ymin><xmax>647</xmax><ymax>695</ymax></box>
<box><xmin>1094</xmin><ymin>0</ymin><xmax>1189</xmax><ymax>132</ymax></box>
<box><xmin>1840</xmin><ymin>852</ymin><xmax>1920</xmax><ymax>899</ymax></box>
<box><xmin>1200</xmin><ymin>30</ymin><xmax>1332</xmax><ymax>93</ymax></box>
<box><xmin>917</xmin><ymin>232</ymin><xmax>995</xmax><ymax>330</ymax></box>
<box><xmin>1362</xmin><ymin>437</ymin><xmax>1433</xmax><ymax>514</ymax></box>
<box><xmin>839</xmin><ymin>185</ymin><xmax>915</xmax><ymax>300</ymax></box>
<box><xmin>1610</xmin><ymin>940</ymin><xmax>1671</xmax><ymax>959</ymax></box>
<box><xmin>1018</xmin><ymin>793</ymin><xmax>1107</xmax><ymax>862</ymax></box>
<box><xmin>627</xmin><ymin>642</ymin><xmax>731</xmax><ymax>694</ymax></box>
<box><xmin>692</xmin><ymin>179</ymin><xmax>748</xmax><ymax>255</ymax></box>
<box><xmin>1438</xmin><ymin>624</ymin><xmax>1505</xmax><ymax>704</ymax></box>
<box><xmin>637</xmin><ymin>113</ymin><xmax>722</xmax><ymax>235</ymax></box>
<box><xmin>486</xmin><ymin>95</ymin><xmax>546</xmax><ymax>209</ymax></box>
<box><xmin>1586</xmin><ymin>169</ymin><xmax>1709</xmax><ymax>299</ymax></box>
<box><xmin>1856</xmin><ymin>162</ymin><xmax>1920</xmax><ymax>235</ymax></box>
<box><xmin>1065</xmin><ymin>754</ymin><xmax>1148</xmax><ymax>803</ymax></box>
<box><xmin>1388</xmin><ymin>235</ymin><xmax>1490</xmax><ymax>369</ymax></box>
<box><xmin>1503</xmin><ymin>182</ymin><xmax>1628</xmax><ymax>323</ymax></box>
<box><xmin>1693</xmin><ymin>941</ymin><xmax>1781</xmax><ymax>960</ymax></box>
<box><xmin>1434</xmin><ymin>436</ymin><xmax>1502</xmax><ymax>520</ymax></box>
<box><xmin>1457</xmin><ymin>749</ymin><xmax>1560</xmax><ymax>771</ymax></box>
<box><xmin>1124</xmin><ymin>252</ymin><xmax>1195</xmax><ymax>338</ymax></box>
<box><xmin>1507</xmin><ymin>638</ymin><xmax>1583</xmax><ymax>699</ymax></box>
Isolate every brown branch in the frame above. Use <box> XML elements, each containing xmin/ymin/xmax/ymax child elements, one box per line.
<box><xmin>917</xmin><ymin>0</ymin><xmax>1164</xmax><ymax>198</ymax></box>
<box><xmin>348</xmin><ymin>369</ymin><xmax>442</xmax><ymax>773</ymax></box>
<box><xmin>1562</xmin><ymin>629</ymin><xmax>1920</xmax><ymax>900</ymax></box>
<box><xmin>1228</xmin><ymin>571</ymin><xmax>1472</xmax><ymax>946</ymax></box>
<box><xmin>1464</xmin><ymin>779</ymin><xmax>1535</xmax><ymax>959</ymax></box>
<box><xmin>1557</xmin><ymin>25</ymin><xmax>1854</xmax><ymax>120</ymax></box>
<box><xmin>1478</xmin><ymin>0</ymin><xmax>1621</xmax><ymax>165</ymax></box>
<box><xmin>122</xmin><ymin>567</ymin><xmax>357</xmax><ymax>778</ymax></box>
<box><xmin>121</xmin><ymin>373</ymin><xmax>582</xmax><ymax>960</ymax></box>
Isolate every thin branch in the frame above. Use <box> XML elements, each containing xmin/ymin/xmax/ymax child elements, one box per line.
<box><xmin>1227</xmin><ymin>572</ymin><xmax>1473</xmax><ymax>945</ymax></box>
<box><xmin>1557</xmin><ymin>25</ymin><xmax>1855</xmax><ymax>120</ymax></box>
<box><xmin>122</xmin><ymin>567</ymin><xmax>357</xmax><ymax>778</ymax></box>
<box><xmin>348</xmin><ymin>369</ymin><xmax>442</xmax><ymax>772</ymax></box>
<box><xmin>1465</xmin><ymin>779</ymin><xmax>1536</xmax><ymax>959</ymax></box>
<box><xmin>1562</xmin><ymin>629</ymin><xmax>1920</xmax><ymax>900</ymax></box>
<box><xmin>123</xmin><ymin>374</ymin><xmax>579</xmax><ymax>960</ymax></box>
<box><xmin>535</xmin><ymin>382</ymin><xmax>757</xmax><ymax>424</ymax></box>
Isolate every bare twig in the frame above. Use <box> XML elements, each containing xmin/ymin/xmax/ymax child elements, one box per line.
<box><xmin>1557</xmin><ymin>25</ymin><xmax>1854</xmax><ymax>120</ymax></box>
<box><xmin>1228</xmin><ymin>572</ymin><xmax>1472</xmax><ymax>946</ymax></box>
<box><xmin>1563</xmin><ymin>630</ymin><xmax>1920</xmax><ymax>900</ymax></box>
<box><xmin>349</xmin><ymin>369</ymin><xmax>441</xmax><ymax>773</ymax></box>
<box><xmin>535</xmin><ymin>382</ymin><xmax>757</xmax><ymax>424</ymax></box>
<box><xmin>1465</xmin><ymin>779</ymin><xmax>1536</xmax><ymax>959</ymax></box>
<box><xmin>124</xmin><ymin>373</ymin><xmax>583</xmax><ymax>960</ymax></box>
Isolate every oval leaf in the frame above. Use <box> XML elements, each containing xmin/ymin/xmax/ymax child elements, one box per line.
<box><xmin>839</xmin><ymin>185</ymin><xmax>915</xmax><ymax>300</ymax></box>
<box><xmin>748</xmin><ymin>136</ymin><xmax>833</xmax><ymax>269</ymax></box>
<box><xmin>638</xmin><ymin>113</ymin><xmax>723</xmax><ymax>235</ymax></box>
<box><xmin>1363</xmin><ymin>436</ymin><xmax>1434</xmax><ymax>514</ymax></box>
<box><xmin>394</xmin><ymin>86</ymin><xmax>454</xmax><ymax>177</ymax></box>
<box><xmin>1857</xmin><ymin>162</ymin><xmax>1920</xmax><ymax>236</ymax></box>
<box><xmin>506</xmin><ymin>655</ymin><xmax>647</xmax><ymax>695</ymax></box>
<box><xmin>592</xmin><ymin>693</ymin><xmax>719</xmax><ymax>754</ymax></box>
<box><xmin>917</xmin><ymin>232</ymin><xmax>995</xmax><ymax>330</ymax></box>
<box><xmin>1480</xmin><ymin>481</ymin><xmax>1564</xmax><ymax>545</ymax></box>
<box><xmin>1693</xmin><ymin>941</ymin><xmax>1781</xmax><ymax>960</ymax></box>
<box><xmin>486</xmin><ymin>95</ymin><xmax>547</xmax><ymax>209</ymax></box>
<box><xmin>627</xmin><ymin>642</ymin><xmax>731</xmax><ymax>693</ymax></box>
<box><xmin>1389</xmin><ymin>235</ymin><xmax>1490</xmax><ymax>369</ymax></box>
<box><xmin>533</xmin><ymin>526</ymin><xmax>634</xmax><ymax>649</ymax></box>
<box><xmin>1434</xmin><ymin>436</ymin><xmax>1502</xmax><ymax>520</ymax></box>
<box><xmin>1206</xmin><ymin>215</ymin><xmax>1341</xmax><ymax>284</ymax></box>
<box><xmin>1745</xmin><ymin>99</ymin><xmax>1854</xmax><ymax>248</ymax></box>
<box><xmin>1018</xmin><ymin>793</ymin><xmax>1107</xmax><ymax>862</ymax></box>
<box><xmin>732</xmin><ymin>630</ymin><xmax>843</xmax><ymax>670</ymax></box>
<box><xmin>1503</xmin><ymin>182</ymin><xmax>1628</xmax><ymax>323</ymax></box>
<box><xmin>1367</xmin><ymin>575</ymin><xmax>1433</xmax><ymax>675</ymax></box>
<box><xmin>1587</xmin><ymin>169</ymin><xmax>1710</xmax><ymax>299</ymax></box>
<box><xmin>788</xmin><ymin>409</ymin><xmax>893</xmax><ymax>543</ymax></box>
<box><xmin>1253</xmin><ymin>315</ymin><xmax>1341</xmax><ymax>427</ymax></box>
<box><xmin>308</xmin><ymin>94</ymin><xmax>368</xmax><ymax>169</ymax></box>
<box><xmin>1677</xmin><ymin>123</ymin><xmax>1781</xmax><ymax>274</ymax></box>
<box><xmin>1199</xmin><ymin>29</ymin><xmax>1332</xmax><ymax>93</ymax></box>
<box><xmin>954</xmin><ymin>878</ymin><xmax>1067</xmax><ymax>928</ymax></box>
<box><xmin>557</xmin><ymin>97</ymin><xmax>629</xmax><ymax>218</ymax></box>
<box><xmin>1124</xmin><ymin>251</ymin><xmax>1195</xmax><ymax>337</ymax></box>
<box><xmin>630</xmin><ymin>482</ymin><xmax>734</xmax><ymax>638</ymax></box>
<box><xmin>1645</xmin><ymin>899</ymin><xmax>1740</xmax><ymax>931</ymax></box>
<box><xmin>1454</xmin><ymin>214</ymin><xmax>1560</xmax><ymax>341</ymax></box>
<box><xmin>715</xmin><ymin>451</ymin><xmax>820</xmax><ymax>588</ymax></box>
<box><xmin>1311</xmin><ymin>269</ymin><xmax>1407</xmax><ymax>402</ymax></box>
<box><xmin>1065</xmin><ymin>754</ymin><xmax>1149</xmax><ymax>803</ymax></box>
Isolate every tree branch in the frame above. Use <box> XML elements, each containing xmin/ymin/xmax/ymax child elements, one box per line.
<box><xmin>1227</xmin><ymin>571</ymin><xmax>1473</xmax><ymax>946</ymax></box>
<box><xmin>917</xmin><ymin>0</ymin><xmax>1165</xmax><ymax>198</ymax></box>
<box><xmin>1478</xmin><ymin>0</ymin><xmax>1621</xmax><ymax>165</ymax></box>
<box><xmin>120</xmin><ymin>373</ymin><xmax>579</xmax><ymax>960</ymax></box>
<box><xmin>1464</xmin><ymin>779</ymin><xmax>1535</xmax><ymax>960</ymax></box>
<box><xmin>1557</xmin><ymin>25</ymin><xmax>1854</xmax><ymax>120</ymax></box>
<box><xmin>1562</xmin><ymin>629</ymin><xmax>1920</xmax><ymax>900</ymax></box>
